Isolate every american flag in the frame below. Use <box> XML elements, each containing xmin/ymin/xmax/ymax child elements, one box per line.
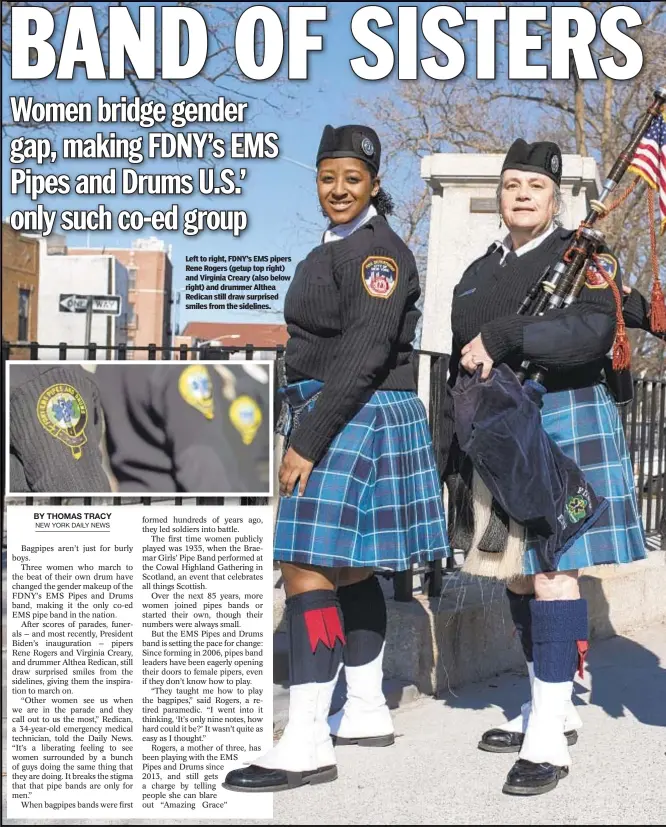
<box><xmin>628</xmin><ymin>113</ymin><xmax>666</xmax><ymax>235</ymax></box>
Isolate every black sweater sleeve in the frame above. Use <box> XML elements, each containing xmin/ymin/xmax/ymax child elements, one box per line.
<box><xmin>9</xmin><ymin>371</ymin><xmax>112</xmax><ymax>494</ymax></box>
<box><xmin>9</xmin><ymin>451</ymin><xmax>30</xmax><ymax>493</ymax></box>
<box><xmin>289</xmin><ymin>245</ymin><xmax>410</xmax><ymax>463</ymax></box>
<box><xmin>623</xmin><ymin>288</ymin><xmax>666</xmax><ymax>341</ymax></box>
<box><xmin>480</xmin><ymin>252</ymin><xmax>622</xmax><ymax>369</ymax></box>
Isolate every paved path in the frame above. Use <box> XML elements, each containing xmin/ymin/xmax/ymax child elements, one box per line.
<box><xmin>4</xmin><ymin>624</ymin><xmax>664</xmax><ymax>825</ymax></box>
<box><xmin>267</xmin><ymin>623</ymin><xmax>666</xmax><ymax>825</ymax></box>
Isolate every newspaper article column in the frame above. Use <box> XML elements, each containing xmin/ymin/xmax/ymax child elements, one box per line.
<box><xmin>6</xmin><ymin>505</ymin><xmax>274</xmax><ymax>820</ymax></box>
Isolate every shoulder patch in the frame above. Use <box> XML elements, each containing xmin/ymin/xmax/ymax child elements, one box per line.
<box><xmin>229</xmin><ymin>395</ymin><xmax>262</xmax><ymax>445</ymax></box>
<box><xmin>585</xmin><ymin>254</ymin><xmax>617</xmax><ymax>290</ymax></box>
<box><xmin>37</xmin><ymin>383</ymin><xmax>88</xmax><ymax>459</ymax></box>
<box><xmin>361</xmin><ymin>256</ymin><xmax>398</xmax><ymax>299</ymax></box>
<box><xmin>179</xmin><ymin>366</ymin><xmax>214</xmax><ymax>419</ymax></box>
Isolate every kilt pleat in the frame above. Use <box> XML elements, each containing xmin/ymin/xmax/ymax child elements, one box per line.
<box><xmin>523</xmin><ymin>384</ymin><xmax>647</xmax><ymax>575</ymax></box>
<box><xmin>274</xmin><ymin>380</ymin><xmax>451</xmax><ymax>570</ymax></box>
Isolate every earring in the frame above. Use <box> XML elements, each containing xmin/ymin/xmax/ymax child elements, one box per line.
<box><xmin>498</xmin><ymin>216</ymin><xmax>502</xmax><ymax>229</ymax></box>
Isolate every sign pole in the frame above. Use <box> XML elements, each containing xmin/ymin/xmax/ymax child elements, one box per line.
<box><xmin>84</xmin><ymin>295</ymin><xmax>93</xmax><ymax>347</ymax></box>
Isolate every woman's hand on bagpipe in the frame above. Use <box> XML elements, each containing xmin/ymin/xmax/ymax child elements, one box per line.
<box><xmin>279</xmin><ymin>447</ymin><xmax>315</xmax><ymax>497</ymax></box>
<box><xmin>461</xmin><ymin>334</ymin><xmax>494</xmax><ymax>379</ymax></box>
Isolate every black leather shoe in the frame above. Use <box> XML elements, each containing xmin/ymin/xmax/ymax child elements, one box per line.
<box><xmin>478</xmin><ymin>728</ymin><xmax>578</xmax><ymax>753</ymax></box>
<box><xmin>332</xmin><ymin>733</ymin><xmax>395</xmax><ymax>747</ymax></box>
<box><xmin>502</xmin><ymin>759</ymin><xmax>569</xmax><ymax>796</ymax></box>
<box><xmin>223</xmin><ymin>763</ymin><xmax>337</xmax><ymax>793</ymax></box>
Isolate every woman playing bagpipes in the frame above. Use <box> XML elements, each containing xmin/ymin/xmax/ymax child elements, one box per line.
<box><xmin>441</xmin><ymin>138</ymin><xmax>648</xmax><ymax>796</ymax></box>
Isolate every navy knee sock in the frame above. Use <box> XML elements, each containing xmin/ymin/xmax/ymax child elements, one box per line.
<box><xmin>286</xmin><ymin>590</ymin><xmax>345</xmax><ymax>685</ymax></box>
<box><xmin>337</xmin><ymin>576</ymin><xmax>386</xmax><ymax>667</ymax></box>
<box><xmin>506</xmin><ymin>588</ymin><xmax>535</xmax><ymax>663</ymax></box>
<box><xmin>530</xmin><ymin>599</ymin><xmax>589</xmax><ymax>682</ymax></box>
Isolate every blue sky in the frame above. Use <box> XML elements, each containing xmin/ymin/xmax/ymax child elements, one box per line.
<box><xmin>3</xmin><ymin>2</ymin><xmax>399</xmax><ymax>327</ymax></box>
<box><xmin>2</xmin><ymin>1</ymin><xmax>636</xmax><ymax>329</ymax></box>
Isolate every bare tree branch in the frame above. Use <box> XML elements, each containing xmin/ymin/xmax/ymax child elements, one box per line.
<box><xmin>360</xmin><ymin>1</ymin><xmax>665</xmax><ymax>371</ymax></box>
<box><xmin>2</xmin><ymin>1</ymin><xmax>296</xmax><ymax>137</ymax></box>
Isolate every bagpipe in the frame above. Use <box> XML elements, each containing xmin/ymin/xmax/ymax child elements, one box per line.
<box><xmin>516</xmin><ymin>86</ymin><xmax>666</xmax><ymax>387</ymax></box>
<box><xmin>452</xmin><ymin>87</ymin><xmax>666</xmax><ymax>580</ymax></box>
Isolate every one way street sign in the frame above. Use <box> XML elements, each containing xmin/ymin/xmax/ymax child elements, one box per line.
<box><xmin>59</xmin><ymin>294</ymin><xmax>122</xmax><ymax>316</ymax></box>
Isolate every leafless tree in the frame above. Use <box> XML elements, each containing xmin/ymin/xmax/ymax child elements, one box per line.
<box><xmin>2</xmin><ymin>0</ymin><xmax>297</xmax><ymax>135</ymax></box>
<box><xmin>361</xmin><ymin>1</ymin><xmax>666</xmax><ymax>374</ymax></box>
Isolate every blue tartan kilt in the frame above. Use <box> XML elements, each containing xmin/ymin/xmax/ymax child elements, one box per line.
<box><xmin>274</xmin><ymin>380</ymin><xmax>451</xmax><ymax>570</ymax></box>
<box><xmin>523</xmin><ymin>384</ymin><xmax>647</xmax><ymax>575</ymax></box>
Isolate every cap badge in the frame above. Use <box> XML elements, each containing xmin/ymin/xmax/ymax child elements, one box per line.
<box><xmin>361</xmin><ymin>137</ymin><xmax>374</xmax><ymax>157</ymax></box>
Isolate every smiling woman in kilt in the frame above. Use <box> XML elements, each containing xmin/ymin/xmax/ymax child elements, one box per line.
<box><xmin>224</xmin><ymin>125</ymin><xmax>450</xmax><ymax>793</ymax></box>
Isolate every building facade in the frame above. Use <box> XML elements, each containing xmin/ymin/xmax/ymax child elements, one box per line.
<box><xmin>37</xmin><ymin>245</ymin><xmax>129</xmax><ymax>360</ymax></box>
<box><xmin>2</xmin><ymin>225</ymin><xmax>40</xmax><ymax>358</ymax></box>
<box><xmin>178</xmin><ymin>322</ymin><xmax>289</xmax><ymax>361</ymax></box>
<box><xmin>69</xmin><ymin>237</ymin><xmax>173</xmax><ymax>358</ymax></box>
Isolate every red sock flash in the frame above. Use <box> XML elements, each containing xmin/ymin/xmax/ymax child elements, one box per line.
<box><xmin>304</xmin><ymin>607</ymin><xmax>345</xmax><ymax>653</ymax></box>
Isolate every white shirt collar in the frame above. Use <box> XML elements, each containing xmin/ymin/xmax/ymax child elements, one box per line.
<box><xmin>493</xmin><ymin>223</ymin><xmax>556</xmax><ymax>264</ymax></box>
<box><xmin>323</xmin><ymin>204</ymin><xmax>377</xmax><ymax>244</ymax></box>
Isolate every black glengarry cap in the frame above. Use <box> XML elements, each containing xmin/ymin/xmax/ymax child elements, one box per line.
<box><xmin>316</xmin><ymin>124</ymin><xmax>381</xmax><ymax>174</ymax></box>
<box><xmin>501</xmin><ymin>139</ymin><xmax>562</xmax><ymax>186</ymax></box>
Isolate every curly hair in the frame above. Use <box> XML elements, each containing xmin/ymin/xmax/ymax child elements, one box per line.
<box><xmin>371</xmin><ymin>186</ymin><xmax>394</xmax><ymax>217</ymax></box>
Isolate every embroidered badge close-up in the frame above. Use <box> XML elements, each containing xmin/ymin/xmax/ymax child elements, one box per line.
<box><xmin>178</xmin><ymin>365</ymin><xmax>214</xmax><ymax>419</ymax></box>
<box><xmin>229</xmin><ymin>395</ymin><xmax>263</xmax><ymax>445</ymax></box>
<box><xmin>565</xmin><ymin>490</ymin><xmax>589</xmax><ymax>524</ymax></box>
<box><xmin>36</xmin><ymin>383</ymin><xmax>88</xmax><ymax>460</ymax></box>
<box><xmin>585</xmin><ymin>253</ymin><xmax>617</xmax><ymax>289</ymax></box>
<box><xmin>361</xmin><ymin>256</ymin><xmax>398</xmax><ymax>299</ymax></box>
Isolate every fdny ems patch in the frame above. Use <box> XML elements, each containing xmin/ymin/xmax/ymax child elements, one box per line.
<box><xmin>361</xmin><ymin>256</ymin><xmax>398</xmax><ymax>299</ymax></box>
<box><xmin>229</xmin><ymin>395</ymin><xmax>262</xmax><ymax>445</ymax></box>
<box><xmin>178</xmin><ymin>366</ymin><xmax>214</xmax><ymax>419</ymax></box>
<box><xmin>37</xmin><ymin>383</ymin><xmax>88</xmax><ymax>460</ymax></box>
<box><xmin>585</xmin><ymin>253</ymin><xmax>617</xmax><ymax>290</ymax></box>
